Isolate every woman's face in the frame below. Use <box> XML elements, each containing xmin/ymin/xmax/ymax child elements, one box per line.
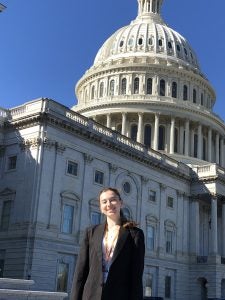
<box><xmin>99</xmin><ymin>190</ymin><xmax>122</xmax><ymax>221</ymax></box>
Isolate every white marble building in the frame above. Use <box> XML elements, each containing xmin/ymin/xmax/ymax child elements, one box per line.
<box><xmin>1</xmin><ymin>0</ymin><xmax>225</xmax><ymax>299</ymax></box>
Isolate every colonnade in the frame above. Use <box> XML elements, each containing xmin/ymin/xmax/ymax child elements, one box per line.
<box><xmin>190</xmin><ymin>196</ymin><xmax>225</xmax><ymax>257</ymax></box>
<box><xmin>103</xmin><ymin>112</ymin><xmax>225</xmax><ymax>167</ymax></box>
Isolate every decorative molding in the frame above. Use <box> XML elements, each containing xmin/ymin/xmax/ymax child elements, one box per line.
<box><xmin>20</xmin><ymin>137</ymin><xmax>42</xmax><ymax>151</ymax></box>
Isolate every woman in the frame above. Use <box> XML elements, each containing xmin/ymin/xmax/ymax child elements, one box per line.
<box><xmin>70</xmin><ymin>187</ymin><xmax>145</xmax><ymax>300</ymax></box>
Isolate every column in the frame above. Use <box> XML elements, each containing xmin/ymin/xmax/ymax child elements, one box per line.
<box><xmin>184</xmin><ymin>119</ymin><xmax>189</xmax><ymax>156</ymax></box>
<box><xmin>153</xmin><ymin>113</ymin><xmax>159</xmax><ymax>150</ymax></box>
<box><xmin>197</xmin><ymin>124</ymin><xmax>202</xmax><ymax>159</ymax></box>
<box><xmin>137</xmin><ymin>113</ymin><xmax>144</xmax><ymax>143</ymax></box>
<box><xmin>190</xmin><ymin>198</ymin><xmax>200</xmax><ymax>256</ymax></box>
<box><xmin>179</xmin><ymin>125</ymin><xmax>184</xmax><ymax>154</ymax></box>
<box><xmin>121</xmin><ymin>113</ymin><xmax>127</xmax><ymax>136</ymax></box>
<box><xmin>191</xmin><ymin>129</ymin><xmax>195</xmax><ymax>157</ymax></box>
<box><xmin>159</xmin><ymin>183</ymin><xmax>166</xmax><ymax>255</ymax></box>
<box><xmin>222</xmin><ymin>201</ymin><xmax>225</xmax><ymax>257</ymax></box>
<box><xmin>106</xmin><ymin>113</ymin><xmax>111</xmax><ymax>128</ymax></box>
<box><xmin>207</xmin><ymin>128</ymin><xmax>212</xmax><ymax>162</ymax></box>
<box><xmin>210</xmin><ymin>195</ymin><xmax>218</xmax><ymax>255</ymax></box>
<box><xmin>169</xmin><ymin>117</ymin><xmax>175</xmax><ymax>154</ymax></box>
<box><xmin>216</xmin><ymin>133</ymin><xmax>220</xmax><ymax>164</ymax></box>
<box><xmin>220</xmin><ymin>137</ymin><xmax>224</xmax><ymax>166</ymax></box>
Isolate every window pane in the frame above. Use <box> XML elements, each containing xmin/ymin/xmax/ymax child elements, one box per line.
<box><xmin>109</xmin><ymin>80</ymin><xmax>115</xmax><ymax>96</ymax></box>
<box><xmin>165</xmin><ymin>276</ymin><xmax>171</xmax><ymax>298</ymax></box>
<box><xmin>172</xmin><ymin>82</ymin><xmax>177</xmax><ymax>98</ymax></box>
<box><xmin>160</xmin><ymin>79</ymin><xmax>165</xmax><ymax>96</ymax></box>
<box><xmin>144</xmin><ymin>125</ymin><xmax>151</xmax><ymax>147</ymax></box>
<box><xmin>67</xmin><ymin>161</ymin><xmax>78</xmax><ymax>176</ymax></box>
<box><xmin>57</xmin><ymin>262</ymin><xmax>69</xmax><ymax>292</ymax></box>
<box><xmin>99</xmin><ymin>82</ymin><xmax>104</xmax><ymax>98</ymax></box>
<box><xmin>62</xmin><ymin>205</ymin><xmax>74</xmax><ymax>234</ymax></box>
<box><xmin>147</xmin><ymin>225</ymin><xmax>155</xmax><ymax>251</ymax></box>
<box><xmin>91</xmin><ymin>212</ymin><xmax>101</xmax><ymax>225</ymax></box>
<box><xmin>147</xmin><ymin>78</ymin><xmax>152</xmax><ymax>95</ymax></box>
<box><xmin>149</xmin><ymin>190</ymin><xmax>156</xmax><ymax>202</ymax></box>
<box><xmin>0</xmin><ymin>201</ymin><xmax>12</xmax><ymax>231</ymax></box>
<box><xmin>167</xmin><ymin>196</ymin><xmax>174</xmax><ymax>208</ymax></box>
<box><xmin>166</xmin><ymin>230</ymin><xmax>173</xmax><ymax>253</ymax></box>
<box><xmin>95</xmin><ymin>170</ymin><xmax>104</xmax><ymax>185</ymax></box>
<box><xmin>131</xmin><ymin>124</ymin><xmax>138</xmax><ymax>141</ymax></box>
<box><xmin>183</xmin><ymin>85</ymin><xmax>188</xmax><ymax>100</ymax></box>
<box><xmin>121</xmin><ymin>78</ymin><xmax>127</xmax><ymax>95</ymax></box>
<box><xmin>133</xmin><ymin>78</ymin><xmax>139</xmax><ymax>94</ymax></box>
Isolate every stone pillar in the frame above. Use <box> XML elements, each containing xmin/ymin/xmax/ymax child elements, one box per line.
<box><xmin>179</xmin><ymin>125</ymin><xmax>184</xmax><ymax>154</ymax></box>
<box><xmin>222</xmin><ymin>201</ymin><xmax>225</xmax><ymax>257</ymax></box>
<box><xmin>191</xmin><ymin>129</ymin><xmax>195</xmax><ymax>157</ymax></box>
<box><xmin>176</xmin><ymin>190</ymin><xmax>184</xmax><ymax>256</ymax></box>
<box><xmin>184</xmin><ymin>119</ymin><xmax>189</xmax><ymax>156</ymax></box>
<box><xmin>220</xmin><ymin>137</ymin><xmax>224</xmax><ymax>167</ymax></box>
<box><xmin>121</xmin><ymin>112</ymin><xmax>127</xmax><ymax>136</ymax></box>
<box><xmin>207</xmin><ymin>128</ymin><xmax>212</xmax><ymax>162</ymax></box>
<box><xmin>216</xmin><ymin>132</ymin><xmax>220</xmax><ymax>164</ymax></box>
<box><xmin>197</xmin><ymin>123</ymin><xmax>202</xmax><ymax>159</ymax></box>
<box><xmin>190</xmin><ymin>198</ymin><xmax>200</xmax><ymax>256</ymax></box>
<box><xmin>153</xmin><ymin>113</ymin><xmax>159</xmax><ymax>150</ymax></box>
<box><xmin>210</xmin><ymin>195</ymin><xmax>218</xmax><ymax>255</ymax></box>
<box><xmin>158</xmin><ymin>184</ymin><xmax>166</xmax><ymax>255</ymax></box>
<box><xmin>106</xmin><ymin>113</ymin><xmax>111</xmax><ymax>128</ymax></box>
<box><xmin>137</xmin><ymin>112</ymin><xmax>144</xmax><ymax>143</ymax></box>
<box><xmin>169</xmin><ymin>117</ymin><xmax>175</xmax><ymax>154</ymax></box>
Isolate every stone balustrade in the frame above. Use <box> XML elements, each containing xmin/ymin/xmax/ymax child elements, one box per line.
<box><xmin>0</xmin><ymin>278</ymin><xmax>67</xmax><ymax>300</ymax></box>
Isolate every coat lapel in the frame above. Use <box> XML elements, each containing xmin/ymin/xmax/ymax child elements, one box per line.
<box><xmin>93</xmin><ymin>223</ymin><xmax>105</xmax><ymax>263</ymax></box>
<box><xmin>110</xmin><ymin>226</ymin><xmax>129</xmax><ymax>266</ymax></box>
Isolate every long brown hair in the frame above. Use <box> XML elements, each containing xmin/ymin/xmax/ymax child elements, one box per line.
<box><xmin>98</xmin><ymin>187</ymin><xmax>138</xmax><ymax>228</ymax></box>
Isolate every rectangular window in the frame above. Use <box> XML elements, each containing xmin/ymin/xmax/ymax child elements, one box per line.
<box><xmin>67</xmin><ymin>161</ymin><xmax>78</xmax><ymax>176</ymax></box>
<box><xmin>7</xmin><ymin>156</ymin><xmax>17</xmax><ymax>170</ymax></box>
<box><xmin>166</xmin><ymin>230</ymin><xmax>173</xmax><ymax>254</ymax></box>
<box><xmin>61</xmin><ymin>204</ymin><xmax>74</xmax><ymax>234</ymax></box>
<box><xmin>57</xmin><ymin>262</ymin><xmax>69</xmax><ymax>292</ymax></box>
<box><xmin>0</xmin><ymin>201</ymin><xmax>12</xmax><ymax>231</ymax></box>
<box><xmin>145</xmin><ymin>274</ymin><xmax>153</xmax><ymax>297</ymax></box>
<box><xmin>91</xmin><ymin>211</ymin><xmax>101</xmax><ymax>225</ymax></box>
<box><xmin>149</xmin><ymin>190</ymin><xmax>156</xmax><ymax>202</ymax></box>
<box><xmin>167</xmin><ymin>196</ymin><xmax>174</xmax><ymax>208</ymax></box>
<box><xmin>94</xmin><ymin>170</ymin><xmax>104</xmax><ymax>185</ymax></box>
<box><xmin>146</xmin><ymin>225</ymin><xmax>155</xmax><ymax>251</ymax></box>
<box><xmin>165</xmin><ymin>275</ymin><xmax>171</xmax><ymax>298</ymax></box>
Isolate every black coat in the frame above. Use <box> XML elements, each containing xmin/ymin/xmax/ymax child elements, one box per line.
<box><xmin>70</xmin><ymin>223</ymin><xmax>145</xmax><ymax>300</ymax></box>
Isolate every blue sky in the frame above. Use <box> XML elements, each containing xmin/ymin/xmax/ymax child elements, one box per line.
<box><xmin>0</xmin><ymin>0</ymin><xmax>225</xmax><ymax>121</ymax></box>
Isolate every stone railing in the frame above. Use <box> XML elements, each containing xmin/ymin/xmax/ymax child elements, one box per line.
<box><xmin>8</xmin><ymin>98</ymin><xmax>191</xmax><ymax>178</ymax></box>
<box><xmin>0</xmin><ymin>278</ymin><xmax>67</xmax><ymax>300</ymax></box>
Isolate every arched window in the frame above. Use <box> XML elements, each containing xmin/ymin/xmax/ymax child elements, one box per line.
<box><xmin>109</xmin><ymin>79</ymin><xmax>115</xmax><ymax>96</ymax></box>
<box><xmin>183</xmin><ymin>85</ymin><xmax>188</xmax><ymax>100</ymax></box>
<box><xmin>152</xmin><ymin>0</ymin><xmax>156</xmax><ymax>13</ymax></box>
<box><xmin>131</xmin><ymin>124</ymin><xmax>138</xmax><ymax>141</ymax></box>
<box><xmin>147</xmin><ymin>0</ymin><xmax>150</xmax><ymax>12</ymax></box>
<box><xmin>158</xmin><ymin>125</ymin><xmax>165</xmax><ymax>150</ymax></box>
<box><xmin>158</xmin><ymin>39</ymin><xmax>163</xmax><ymax>46</ymax></box>
<box><xmin>174</xmin><ymin>128</ymin><xmax>178</xmax><ymax>153</ymax></box>
<box><xmin>133</xmin><ymin>77</ymin><xmax>140</xmax><ymax>94</ymax></box>
<box><xmin>144</xmin><ymin>124</ymin><xmax>152</xmax><ymax>147</ymax></box>
<box><xmin>194</xmin><ymin>134</ymin><xmax>198</xmax><ymax>158</ymax></box>
<box><xmin>121</xmin><ymin>78</ymin><xmax>127</xmax><ymax>95</ymax></box>
<box><xmin>193</xmin><ymin>89</ymin><xmax>197</xmax><ymax>103</ymax></box>
<box><xmin>160</xmin><ymin>79</ymin><xmax>165</xmax><ymax>96</ymax></box>
<box><xmin>99</xmin><ymin>82</ymin><xmax>104</xmax><ymax>98</ymax></box>
<box><xmin>91</xmin><ymin>86</ymin><xmax>95</xmax><ymax>99</ymax></box>
<box><xmin>147</xmin><ymin>78</ymin><xmax>152</xmax><ymax>95</ymax></box>
<box><xmin>172</xmin><ymin>82</ymin><xmax>177</xmax><ymax>98</ymax></box>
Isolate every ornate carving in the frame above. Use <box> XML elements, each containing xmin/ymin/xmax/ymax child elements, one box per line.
<box><xmin>20</xmin><ymin>137</ymin><xmax>42</xmax><ymax>151</ymax></box>
<box><xmin>141</xmin><ymin>176</ymin><xmax>149</xmax><ymax>184</ymax></box>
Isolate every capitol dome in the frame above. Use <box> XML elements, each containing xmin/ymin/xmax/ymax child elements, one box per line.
<box><xmin>94</xmin><ymin>1</ymin><xmax>200</xmax><ymax>73</ymax></box>
<box><xmin>73</xmin><ymin>0</ymin><xmax>225</xmax><ymax>167</ymax></box>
